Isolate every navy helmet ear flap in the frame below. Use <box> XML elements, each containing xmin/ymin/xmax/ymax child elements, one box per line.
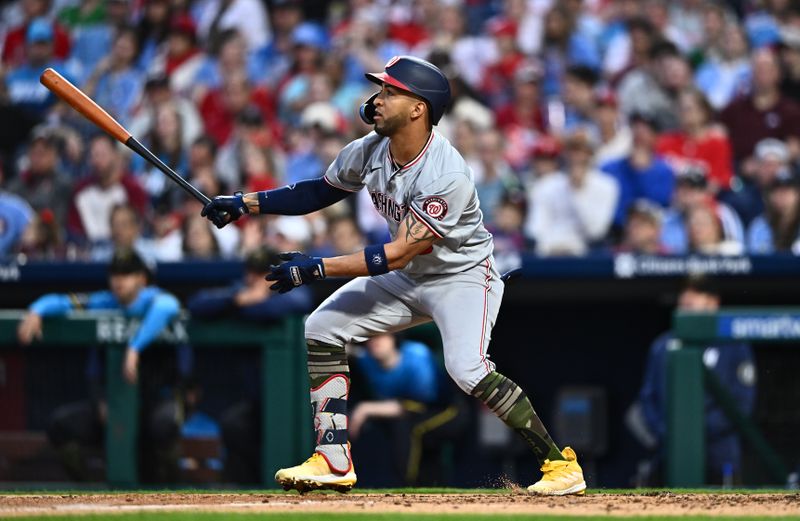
<box><xmin>359</xmin><ymin>91</ymin><xmax>379</xmax><ymax>125</ymax></box>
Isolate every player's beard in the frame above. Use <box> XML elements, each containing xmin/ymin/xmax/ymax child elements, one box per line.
<box><xmin>373</xmin><ymin>113</ymin><xmax>406</xmax><ymax>137</ymax></box>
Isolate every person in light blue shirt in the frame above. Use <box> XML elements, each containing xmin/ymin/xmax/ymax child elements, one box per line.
<box><xmin>17</xmin><ymin>249</ymin><xmax>183</xmax><ymax>481</ymax></box>
<box><xmin>4</xmin><ymin>18</ymin><xmax>76</xmax><ymax>117</ymax></box>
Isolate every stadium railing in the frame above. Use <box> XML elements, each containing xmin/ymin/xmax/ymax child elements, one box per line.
<box><xmin>0</xmin><ymin>310</ymin><xmax>311</xmax><ymax>488</ymax></box>
<box><xmin>669</xmin><ymin>308</ymin><xmax>796</xmax><ymax>487</ymax></box>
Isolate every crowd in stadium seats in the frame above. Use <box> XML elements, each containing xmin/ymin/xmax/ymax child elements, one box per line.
<box><xmin>2</xmin><ymin>0</ymin><xmax>800</xmax><ymax>262</ymax></box>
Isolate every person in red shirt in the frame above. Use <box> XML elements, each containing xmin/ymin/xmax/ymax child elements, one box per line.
<box><xmin>198</xmin><ymin>70</ymin><xmax>277</xmax><ymax>146</ymax></box>
<box><xmin>657</xmin><ymin>87</ymin><xmax>734</xmax><ymax>192</ymax></box>
<box><xmin>2</xmin><ymin>0</ymin><xmax>70</xmax><ymax>66</ymax></box>
<box><xmin>494</xmin><ymin>60</ymin><xmax>546</xmax><ymax>133</ymax></box>
<box><xmin>480</xmin><ymin>18</ymin><xmax>525</xmax><ymax>109</ymax></box>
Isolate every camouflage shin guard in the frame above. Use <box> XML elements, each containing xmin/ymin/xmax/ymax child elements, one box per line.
<box><xmin>472</xmin><ymin>371</ymin><xmax>564</xmax><ymax>464</ymax></box>
<box><xmin>307</xmin><ymin>339</ymin><xmax>351</xmax><ymax>473</ymax></box>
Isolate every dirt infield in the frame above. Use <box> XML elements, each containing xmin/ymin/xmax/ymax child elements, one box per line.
<box><xmin>1</xmin><ymin>492</ymin><xmax>799</xmax><ymax>517</ymax></box>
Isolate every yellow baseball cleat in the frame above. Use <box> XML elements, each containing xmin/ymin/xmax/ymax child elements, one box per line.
<box><xmin>275</xmin><ymin>452</ymin><xmax>357</xmax><ymax>494</ymax></box>
<box><xmin>526</xmin><ymin>447</ymin><xmax>586</xmax><ymax>496</ymax></box>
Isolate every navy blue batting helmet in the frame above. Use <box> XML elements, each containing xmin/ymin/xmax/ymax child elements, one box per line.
<box><xmin>360</xmin><ymin>56</ymin><xmax>451</xmax><ymax>126</ymax></box>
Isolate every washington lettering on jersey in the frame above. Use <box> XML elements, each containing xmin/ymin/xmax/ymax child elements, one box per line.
<box><xmin>325</xmin><ymin>131</ymin><xmax>493</xmax><ymax>276</ymax></box>
<box><xmin>370</xmin><ymin>191</ymin><xmax>406</xmax><ymax>222</ymax></box>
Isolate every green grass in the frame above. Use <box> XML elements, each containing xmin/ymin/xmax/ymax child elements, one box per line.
<box><xmin>8</xmin><ymin>515</ymin><xmax>800</xmax><ymax>521</ymax></box>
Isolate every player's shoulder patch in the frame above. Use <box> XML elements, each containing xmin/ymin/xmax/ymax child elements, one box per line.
<box><xmin>422</xmin><ymin>196</ymin><xmax>448</xmax><ymax>221</ymax></box>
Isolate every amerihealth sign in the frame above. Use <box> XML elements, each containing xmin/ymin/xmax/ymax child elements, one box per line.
<box><xmin>719</xmin><ymin>314</ymin><xmax>800</xmax><ymax>340</ymax></box>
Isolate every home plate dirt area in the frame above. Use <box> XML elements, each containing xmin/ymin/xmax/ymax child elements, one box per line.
<box><xmin>1</xmin><ymin>491</ymin><xmax>799</xmax><ymax>518</ymax></box>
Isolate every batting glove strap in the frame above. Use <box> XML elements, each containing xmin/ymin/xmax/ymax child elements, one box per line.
<box><xmin>319</xmin><ymin>397</ymin><xmax>348</xmax><ymax>415</ymax></box>
<box><xmin>317</xmin><ymin>428</ymin><xmax>349</xmax><ymax>445</ymax></box>
<box><xmin>364</xmin><ymin>243</ymin><xmax>389</xmax><ymax>276</ymax></box>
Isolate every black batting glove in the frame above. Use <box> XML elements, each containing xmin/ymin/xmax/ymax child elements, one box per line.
<box><xmin>201</xmin><ymin>191</ymin><xmax>248</xmax><ymax>228</ymax></box>
<box><xmin>265</xmin><ymin>252</ymin><xmax>326</xmax><ymax>294</ymax></box>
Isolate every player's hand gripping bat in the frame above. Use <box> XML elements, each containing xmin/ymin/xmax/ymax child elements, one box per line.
<box><xmin>40</xmin><ymin>68</ymin><xmax>212</xmax><ymax>206</ymax></box>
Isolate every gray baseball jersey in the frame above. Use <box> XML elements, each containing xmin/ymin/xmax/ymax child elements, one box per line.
<box><xmin>323</xmin><ymin>131</ymin><xmax>493</xmax><ymax>276</ymax></box>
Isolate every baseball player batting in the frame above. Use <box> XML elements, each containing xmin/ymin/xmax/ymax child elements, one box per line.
<box><xmin>201</xmin><ymin>56</ymin><xmax>586</xmax><ymax>496</ymax></box>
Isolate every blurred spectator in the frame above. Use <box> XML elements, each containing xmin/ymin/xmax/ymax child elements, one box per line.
<box><xmin>538</xmin><ymin>4</ymin><xmax>600</xmax><ymax>98</ymax></box>
<box><xmin>779</xmin><ymin>25</ymin><xmax>800</xmax><ymax>103</ymax></box>
<box><xmin>350</xmin><ymin>333</ymin><xmax>468</xmax><ymax>486</ymax></box>
<box><xmin>487</xmin><ymin>193</ymin><xmax>526</xmax><ymax>272</ymax></box>
<box><xmin>479</xmin><ymin>18</ymin><xmax>525</xmax><ymax>108</ymax></box>
<box><xmin>494</xmin><ymin>60</ymin><xmax>545</xmax><ymax>133</ymax></box>
<box><xmin>134</xmin><ymin>0</ymin><xmax>171</xmax><ymax>71</ymax></box>
<box><xmin>724</xmin><ymin>137</ymin><xmax>792</xmax><ymax>227</ymax></box>
<box><xmin>747</xmin><ymin>167</ymin><xmax>800</xmax><ymax>254</ymax></box>
<box><xmin>195</xmin><ymin>0</ymin><xmax>270</xmax><ymax>53</ymax></box>
<box><xmin>2</xmin><ymin>0</ymin><xmax>71</xmax><ymax>66</ymax></box>
<box><xmin>131</xmin><ymin>102</ymin><xmax>188</xmax><ymax>213</ymax></box>
<box><xmin>16</xmin><ymin>249</ymin><xmax>184</xmax><ymax>481</ymax></box>
<box><xmin>693</xmin><ymin>2</ymin><xmax>729</xmax><ymax>64</ymax></box>
<box><xmin>17</xmin><ymin>208</ymin><xmax>63</xmax><ymax>259</ymax></box>
<box><xmin>213</xmin><ymin>105</ymin><xmax>277</xmax><ymax>188</ymax></box>
<box><xmin>0</xmin><ymin>166</ymin><xmax>34</xmax><ymax>256</ymax></box>
<box><xmin>619</xmin><ymin>199</ymin><xmax>666</xmax><ymax>255</ymax></box>
<box><xmin>695</xmin><ymin>23</ymin><xmax>751</xmax><ymax>111</ymax></box>
<box><xmin>663</xmin><ymin>0</ymin><xmax>705</xmax><ymax>56</ymax></box>
<box><xmin>67</xmin><ymin>134</ymin><xmax>148</xmax><ymax>245</ymax></box>
<box><xmin>247</xmin><ymin>0</ymin><xmax>302</xmax><ymax>90</ymax></box>
<box><xmin>82</xmin><ymin>26</ymin><xmax>143</xmax><ymax>127</ymax></box>
<box><xmin>199</xmin><ymin>69</ymin><xmax>277</xmax><ymax>148</ymax></box>
<box><xmin>240</xmin><ymin>140</ymin><xmax>279</xmax><ymax>193</ymax></box>
<box><xmin>591</xmin><ymin>88</ymin><xmax>632</xmax><ymax>166</ymax></box>
<box><xmin>656</xmin><ymin>88</ymin><xmax>734</xmax><ymax>192</ymax></box>
<box><xmin>618</xmin><ymin>41</ymin><xmax>692</xmax><ymax>132</ymax></box>
<box><xmin>686</xmin><ymin>203</ymin><xmax>744</xmax><ymax>256</ymax></box>
<box><xmin>7</xmin><ymin>128</ymin><xmax>71</xmax><ymax>224</ymax></box>
<box><xmin>720</xmin><ymin>48</ymin><xmax>800</xmax><ymax>165</ymax></box>
<box><xmin>602</xmin><ymin>14</ymin><xmax>655</xmax><ymax>80</ymax></box>
<box><xmin>90</xmin><ymin>203</ymin><xmax>158</xmax><ymax>264</ymax></box>
<box><xmin>181</xmin><ymin>214</ymin><xmax>221</xmax><ymax>260</ymax></box>
<box><xmin>129</xmin><ymin>73</ymin><xmax>203</xmax><ymax>152</ymax></box>
<box><xmin>148</xmin><ymin>15</ymin><xmax>205</xmax><ymax>96</ymax></box>
<box><xmin>284</xmin><ymin>104</ymin><xmax>343</xmax><ymax>184</ymax></box>
<box><xmin>311</xmin><ymin>214</ymin><xmax>365</xmax><ymax>258</ymax></box>
<box><xmin>744</xmin><ymin>0</ymin><xmax>786</xmax><ymax>49</ymax></box>
<box><xmin>191</xmin><ymin>29</ymin><xmax>256</xmax><ymax>102</ymax></box>
<box><xmin>186</xmin><ymin>245</ymin><xmax>313</xmax><ymax>483</ymax></box>
<box><xmin>601</xmin><ymin>112</ymin><xmax>675</xmax><ymax>229</ymax></box>
<box><xmin>560</xmin><ymin>65</ymin><xmax>599</xmax><ymax>133</ymax></box>
<box><xmin>188</xmin><ymin>244</ymin><xmax>312</xmax><ymax>320</ymax></box>
<box><xmin>337</xmin><ymin>6</ymin><xmax>405</xmax><ymax>87</ymax></box>
<box><xmin>527</xmin><ymin>130</ymin><xmax>618</xmax><ymax>255</ymax></box>
<box><xmin>527</xmin><ymin>135</ymin><xmax>562</xmax><ymax>185</ymax></box>
<box><xmin>630</xmin><ymin>276</ymin><xmax>755</xmax><ymax>485</ymax></box>
<box><xmin>266</xmin><ymin>215</ymin><xmax>312</xmax><ymax>253</ymax></box>
<box><xmin>661</xmin><ymin>164</ymin><xmax>744</xmax><ymax>255</ymax></box>
<box><xmin>58</xmin><ymin>0</ymin><xmax>124</xmax><ymax>82</ymax></box>
<box><xmin>470</xmin><ymin>128</ymin><xmax>519</xmax><ymax>227</ymax></box>
<box><xmin>277</xmin><ymin>23</ymin><xmax>331</xmax><ymax>126</ymax></box>
<box><xmin>4</xmin><ymin>18</ymin><xmax>75</xmax><ymax>117</ymax></box>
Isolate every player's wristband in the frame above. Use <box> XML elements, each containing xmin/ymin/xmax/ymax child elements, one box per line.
<box><xmin>364</xmin><ymin>244</ymin><xmax>389</xmax><ymax>276</ymax></box>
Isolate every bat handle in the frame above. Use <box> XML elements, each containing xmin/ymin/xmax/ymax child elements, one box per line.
<box><xmin>125</xmin><ymin>137</ymin><xmax>212</xmax><ymax>205</ymax></box>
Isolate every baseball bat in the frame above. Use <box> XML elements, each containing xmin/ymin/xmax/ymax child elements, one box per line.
<box><xmin>40</xmin><ymin>68</ymin><xmax>212</xmax><ymax>206</ymax></box>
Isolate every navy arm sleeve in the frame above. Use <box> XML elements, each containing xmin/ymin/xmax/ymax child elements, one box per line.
<box><xmin>257</xmin><ymin>178</ymin><xmax>351</xmax><ymax>215</ymax></box>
